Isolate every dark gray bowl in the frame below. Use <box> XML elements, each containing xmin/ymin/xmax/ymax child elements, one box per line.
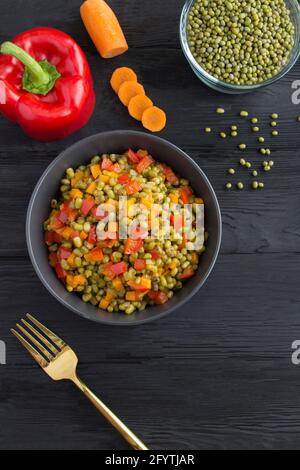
<box><xmin>26</xmin><ymin>131</ymin><xmax>222</xmax><ymax>325</ymax></box>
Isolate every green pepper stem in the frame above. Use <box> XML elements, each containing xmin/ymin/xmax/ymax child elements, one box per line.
<box><xmin>0</xmin><ymin>41</ymin><xmax>49</xmax><ymax>86</ymax></box>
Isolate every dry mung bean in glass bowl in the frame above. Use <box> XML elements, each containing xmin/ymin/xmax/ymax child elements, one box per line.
<box><xmin>180</xmin><ymin>0</ymin><xmax>300</xmax><ymax>93</ymax></box>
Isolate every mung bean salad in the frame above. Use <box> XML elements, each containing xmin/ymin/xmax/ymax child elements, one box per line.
<box><xmin>44</xmin><ymin>149</ymin><xmax>205</xmax><ymax>315</ymax></box>
<box><xmin>187</xmin><ymin>0</ymin><xmax>295</xmax><ymax>85</ymax></box>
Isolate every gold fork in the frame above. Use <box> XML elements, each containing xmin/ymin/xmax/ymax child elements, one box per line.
<box><xmin>11</xmin><ymin>314</ymin><xmax>148</xmax><ymax>450</ymax></box>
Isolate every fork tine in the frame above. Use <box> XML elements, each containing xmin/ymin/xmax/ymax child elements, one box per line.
<box><xmin>16</xmin><ymin>324</ymin><xmax>53</xmax><ymax>361</ymax></box>
<box><xmin>26</xmin><ymin>314</ymin><xmax>66</xmax><ymax>350</ymax></box>
<box><xmin>11</xmin><ymin>329</ymin><xmax>48</xmax><ymax>368</ymax></box>
<box><xmin>21</xmin><ymin>319</ymin><xmax>59</xmax><ymax>356</ymax></box>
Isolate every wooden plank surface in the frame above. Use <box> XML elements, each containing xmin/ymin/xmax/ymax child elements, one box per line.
<box><xmin>1</xmin><ymin>0</ymin><xmax>300</xmax><ymax>450</ymax></box>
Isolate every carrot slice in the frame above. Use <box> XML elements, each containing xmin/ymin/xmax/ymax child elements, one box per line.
<box><xmin>80</xmin><ymin>0</ymin><xmax>128</xmax><ymax>59</ymax></box>
<box><xmin>110</xmin><ymin>67</ymin><xmax>138</xmax><ymax>94</ymax></box>
<box><xmin>128</xmin><ymin>94</ymin><xmax>153</xmax><ymax>121</ymax></box>
<box><xmin>118</xmin><ymin>81</ymin><xmax>145</xmax><ymax>107</ymax></box>
<box><xmin>142</xmin><ymin>106</ymin><xmax>166</xmax><ymax>132</ymax></box>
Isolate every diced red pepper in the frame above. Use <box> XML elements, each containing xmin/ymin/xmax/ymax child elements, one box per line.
<box><xmin>125</xmin><ymin>180</ymin><xmax>142</xmax><ymax>195</ymax></box>
<box><xmin>111</xmin><ymin>164</ymin><xmax>121</xmax><ymax>173</ymax></box>
<box><xmin>150</xmin><ymin>249</ymin><xmax>161</xmax><ymax>260</ymax></box>
<box><xmin>81</xmin><ymin>197</ymin><xmax>95</xmax><ymax>216</ymax></box>
<box><xmin>118</xmin><ymin>174</ymin><xmax>130</xmax><ymax>185</ymax></box>
<box><xmin>134</xmin><ymin>259</ymin><xmax>146</xmax><ymax>271</ymax></box>
<box><xmin>91</xmin><ymin>206</ymin><xmax>108</xmax><ymax>220</ymax></box>
<box><xmin>57</xmin><ymin>246</ymin><xmax>72</xmax><ymax>260</ymax></box>
<box><xmin>135</xmin><ymin>155</ymin><xmax>153</xmax><ymax>174</ymax></box>
<box><xmin>45</xmin><ymin>231</ymin><xmax>54</xmax><ymax>245</ymax></box>
<box><xmin>102</xmin><ymin>262</ymin><xmax>115</xmax><ymax>279</ymax></box>
<box><xmin>180</xmin><ymin>266</ymin><xmax>195</xmax><ymax>279</ymax></box>
<box><xmin>55</xmin><ymin>263</ymin><xmax>67</xmax><ymax>279</ymax></box>
<box><xmin>148</xmin><ymin>290</ymin><xmax>169</xmax><ymax>304</ymax></box>
<box><xmin>129</xmin><ymin>225</ymin><xmax>148</xmax><ymax>239</ymax></box>
<box><xmin>88</xmin><ymin>225</ymin><xmax>97</xmax><ymax>244</ymax></box>
<box><xmin>178</xmin><ymin>233</ymin><xmax>188</xmax><ymax>251</ymax></box>
<box><xmin>127</xmin><ymin>148</ymin><xmax>140</xmax><ymax>164</ymax></box>
<box><xmin>110</xmin><ymin>261</ymin><xmax>128</xmax><ymax>276</ymax></box>
<box><xmin>180</xmin><ymin>186</ymin><xmax>193</xmax><ymax>204</ymax></box>
<box><xmin>89</xmin><ymin>247</ymin><xmax>103</xmax><ymax>262</ymax></box>
<box><xmin>124</xmin><ymin>238</ymin><xmax>144</xmax><ymax>254</ymax></box>
<box><xmin>171</xmin><ymin>213</ymin><xmax>184</xmax><ymax>230</ymax></box>
<box><xmin>101</xmin><ymin>156</ymin><xmax>113</xmax><ymax>170</ymax></box>
<box><xmin>49</xmin><ymin>214</ymin><xmax>64</xmax><ymax>231</ymax></box>
<box><xmin>48</xmin><ymin>252</ymin><xmax>58</xmax><ymax>267</ymax></box>
<box><xmin>160</xmin><ymin>164</ymin><xmax>179</xmax><ymax>184</ymax></box>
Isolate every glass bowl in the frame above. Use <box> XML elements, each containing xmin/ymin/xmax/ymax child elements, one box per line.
<box><xmin>180</xmin><ymin>0</ymin><xmax>300</xmax><ymax>94</ymax></box>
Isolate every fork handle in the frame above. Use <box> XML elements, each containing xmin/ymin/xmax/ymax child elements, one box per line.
<box><xmin>72</xmin><ymin>376</ymin><xmax>148</xmax><ymax>450</ymax></box>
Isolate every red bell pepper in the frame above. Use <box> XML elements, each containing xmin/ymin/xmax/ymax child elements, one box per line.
<box><xmin>88</xmin><ymin>225</ymin><xmax>97</xmax><ymax>244</ymax></box>
<box><xmin>148</xmin><ymin>290</ymin><xmax>168</xmax><ymax>305</ymax></box>
<box><xmin>125</xmin><ymin>180</ymin><xmax>142</xmax><ymax>195</ymax></box>
<box><xmin>134</xmin><ymin>259</ymin><xmax>146</xmax><ymax>271</ymax></box>
<box><xmin>150</xmin><ymin>249</ymin><xmax>161</xmax><ymax>260</ymax></box>
<box><xmin>180</xmin><ymin>266</ymin><xmax>195</xmax><ymax>279</ymax></box>
<box><xmin>0</xmin><ymin>28</ymin><xmax>95</xmax><ymax>141</ymax></box>
<box><xmin>180</xmin><ymin>187</ymin><xmax>193</xmax><ymax>204</ymax></box>
<box><xmin>127</xmin><ymin>148</ymin><xmax>140</xmax><ymax>164</ymax></box>
<box><xmin>135</xmin><ymin>155</ymin><xmax>153</xmax><ymax>174</ymax></box>
<box><xmin>124</xmin><ymin>238</ymin><xmax>144</xmax><ymax>254</ymax></box>
<box><xmin>57</xmin><ymin>246</ymin><xmax>72</xmax><ymax>260</ymax></box>
<box><xmin>160</xmin><ymin>164</ymin><xmax>179</xmax><ymax>184</ymax></box>
<box><xmin>81</xmin><ymin>197</ymin><xmax>95</xmax><ymax>216</ymax></box>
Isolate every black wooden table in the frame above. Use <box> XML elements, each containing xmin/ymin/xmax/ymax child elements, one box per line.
<box><xmin>1</xmin><ymin>0</ymin><xmax>300</xmax><ymax>450</ymax></box>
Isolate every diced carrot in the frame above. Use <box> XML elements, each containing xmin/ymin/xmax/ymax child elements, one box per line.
<box><xmin>61</xmin><ymin>227</ymin><xmax>73</xmax><ymax>240</ymax></box>
<box><xmin>125</xmin><ymin>291</ymin><xmax>140</xmax><ymax>301</ymax></box>
<box><xmin>112</xmin><ymin>277</ymin><xmax>124</xmax><ymax>290</ymax></box>
<box><xmin>140</xmin><ymin>197</ymin><xmax>152</xmax><ymax>210</ymax></box>
<box><xmin>118</xmin><ymin>81</ymin><xmax>145</xmax><ymax>107</ymax></box>
<box><xmin>128</xmin><ymin>94</ymin><xmax>153</xmax><ymax>121</ymax></box>
<box><xmin>80</xmin><ymin>0</ymin><xmax>128</xmax><ymax>59</ymax></box>
<box><xmin>118</xmin><ymin>174</ymin><xmax>130</xmax><ymax>185</ymax></box>
<box><xmin>90</xmin><ymin>164</ymin><xmax>101</xmax><ymax>179</ymax></box>
<box><xmin>169</xmin><ymin>193</ymin><xmax>179</xmax><ymax>204</ymax></box>
<box><xmin>99</xmin><ymin>299</ymin><xmax>110</xmax><ymax>310</ymax></box>
<box><xmin>70</xmin><ymin>188</ymin><xmax>83</xmax><ymax>199</ymax></box>
<box><xmin>99</xmin><ymin>174</ymin><xmax>109</xmax><ymax>183</ymax></box>
<box><xmin>73</xmin><ymin>275</ymin><xmax>87</xmax><ymax>286</ymax></box>
<box><xmin>80</xmin><ymin>230</ymin><xmax>88</xmax><ymax>240</ymax></box>
<box><xmin>111</xmin><ymin>67</ymin><xmax>138</xmax><ymax>94</ymax></box>
<box><xmin>191</xmin><ymin>252</ymin><xmax>199</xmax><ymax>264</ymax></box>
<box><xmin>86</xmin><ymin>181</ymin><xmax>96</xmax><ymax>194</ymax></box>
<box><xmin>142</xmin><ymin>106</ymin><xmax>166</xmax><ymax>132</ymax></box>
<box><xmin>67</xmin><ymin>252</ymin><xmax>76</xmax><ymax>268</ymax></box>
<box><xmin>168</xmin><ymin>261</ymin><xmax>177</xmax><ymax>270</ymax></box>
<box><xmin>71</xmin><ymin>171</ymin><xmax>84</xmax><ymax>187</ymax></box>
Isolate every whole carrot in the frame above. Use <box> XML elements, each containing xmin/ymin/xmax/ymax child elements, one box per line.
<box><xmin>80</xmin><ymin>0</ymin><xmax>128</xmax><ymax>59</ymax></box>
